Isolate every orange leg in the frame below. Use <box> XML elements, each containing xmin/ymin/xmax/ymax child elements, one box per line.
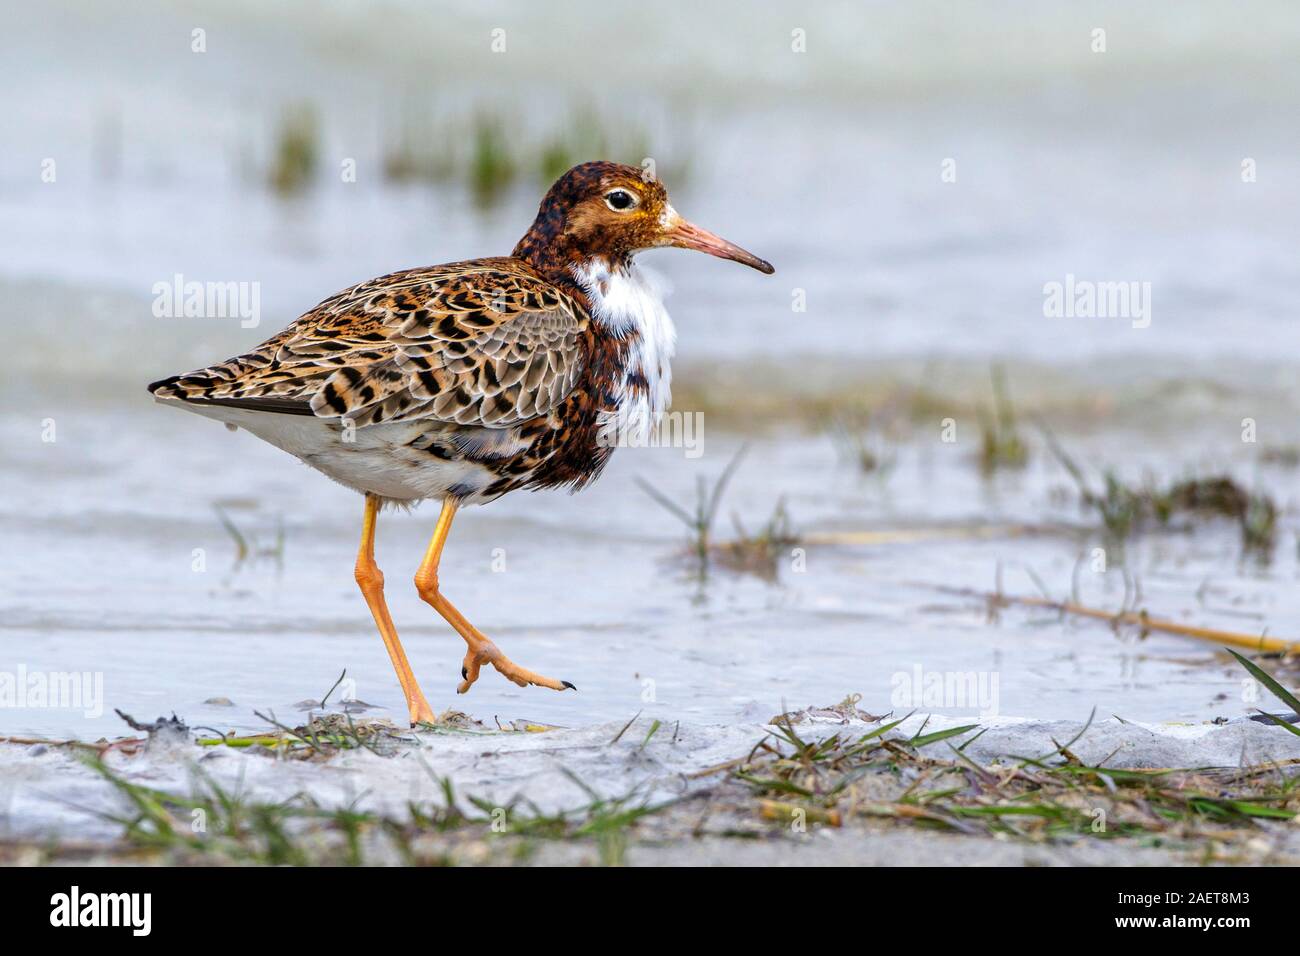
<box><xmin>414</xmin><ymin>498</ymin><xmax>575</xmax><ymax>695</ymax></box>
<box><xmin>355</xmin><ymin>494</ymin><xmax>435</xmax><ymax>726</ymax></box>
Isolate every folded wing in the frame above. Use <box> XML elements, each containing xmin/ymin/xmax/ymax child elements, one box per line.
<box><xmin>149</xmin><ymin>259</ymin><xmax>589</xmax><ymax>430</ymax></box>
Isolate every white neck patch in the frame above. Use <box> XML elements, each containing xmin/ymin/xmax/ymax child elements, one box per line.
<box><xmin>573</xmin><ymin>259</ymin><xmax>676</xmax><ymax>434</ymax></box>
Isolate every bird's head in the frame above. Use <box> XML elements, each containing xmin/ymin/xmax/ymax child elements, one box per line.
<box><xmin>514</xmin><ymin>161</ymin><xmax>774</xmax><ymax>279</ymax></box>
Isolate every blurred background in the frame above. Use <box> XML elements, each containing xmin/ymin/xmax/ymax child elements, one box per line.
<box><xmin>4</xmin><ymin>0</ymin><xmax>1300</xmax><ymax>738</ymax></box>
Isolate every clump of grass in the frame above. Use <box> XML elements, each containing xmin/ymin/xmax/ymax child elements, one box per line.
<box><xmin>728</xmin><ymin>698</ymin><xmax>1300</xmax><ymax>846</ymax></box>
<box><xmin>268</xmin><ymin>103</ymin><xmax>319</xmax><ymax>196</ymax></box>
<box><xmin>84</xmin><ymin>669</ymin><xmax>675</xmax><ymax>866</ymax></box>
<box><xmin>191</xmin><ymin>670</ymin><xmax>425</xmax><ymax>759</ymax></box>
<box><xmin>468</xmin><ymin>113</ymin><xmax>518</xmax><ymax>208</ymax></box>
<box><xmin>383</xmin><ymin>114</ymin><xmax>457</xmax><ymax>184</ymax></box>
<box><xmin>466</xmin><ymin>770</ymin><xmax>671</xmax><ymax>867</ymax></box>
<box><xmin>635</xmin><ymin>445</ymin><xmax>747</xmax><ymax>575</ymax></box>
<box><xmin>87</xmin><ymin>760</ymin><xmax>353</xmax><ymax>865</ymax></box>
<box><xmin>1041</xmin><ymin>429</ymin><xmax>1278</xmax><ymax>558</ymax></box>
<box><xmin>636</xmin><ymin>446</ymin><xmax>800</xmax><ymax>581</ymax></box>
<box><xmin>715</xmin><ymin>498</ymin><xmax>799</xmax><ymax>581</ymax></box>
<box><xmin>213</xmin><ymin>504</ymin><xmax>285</xmax><ymax>569</ymax></box>
<box><xmin>381</xmin><ymin>105</ymin><xmax>689</xmax><ymax>207</ymax></box>
<box><xmin>828</xmin><ymin>413</ymin><xmax>896</xmax><ymax>476</ymax></box>
<box><xmin>1261</xmin><ymin>445</ymin><xmax>1300</xmax><ymax>468</ymax></box>
<box><xmin>977</xmin><ymin>365</ymin><xmax>1028</xmax><ymax>475</ymax></box>
<box><xmin>85</xmin><ymin>670</ymin><xmax>675</xmax><ymax>866</ymax></box>
<box><xmin>1165</xmin><ymin>476</ymin><xmax>1276</xmax><ymax>555</ymax></box>
<box><xmin>1240</xmin><ymin>491</ymin><xmax>1280</xmax><ymax>555</ymax></box>
<box><xmin>193</xmin><ymin>709</ymin><xmax>410</xmax><ymax>759</ymax></box>
<box><xmin>86</xmin><ymin>755</ymin><xmax>669</xmax><ymax>867</ymax></box>
<box><xmin>245</xmin><ymin>711</ymin><xmax>408</xmax><ymax>759</ymax></box>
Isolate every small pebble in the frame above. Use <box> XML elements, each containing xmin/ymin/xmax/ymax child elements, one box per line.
<box><xmin>204</xmin><ymin>697</ymin><xmax>235</xmax><ymax>707</ymax></box>
<box><xmin>27</xmin><ymin>744</ymin><xmax>48</xmax><ymax>757</ymax></box>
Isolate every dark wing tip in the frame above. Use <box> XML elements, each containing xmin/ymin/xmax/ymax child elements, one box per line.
<box><xmin>147</xmin><ymin>375</ymin><xmax>181</xmax><ymax>397</ymax></box>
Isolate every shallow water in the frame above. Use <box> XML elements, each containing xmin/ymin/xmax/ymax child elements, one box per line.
<box><xmin>3</xmin><ymin>399</ymin><xmax>1296</xmax><ymax>740</ymax></box>
<box><xmin>4</xmin><ymin>1</ymin><xmax>1300</xmax><ymax>741</ymax></box>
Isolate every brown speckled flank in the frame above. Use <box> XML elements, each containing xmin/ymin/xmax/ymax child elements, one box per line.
<box><xmin>148</xmin><ymin>160</ymin><xmax>772</xmax><ymax>719</ymax></box>
<box><xmin>151</xmin><ymin>254</ymin><xmax>615</xmax><ymax>499</ymax></box>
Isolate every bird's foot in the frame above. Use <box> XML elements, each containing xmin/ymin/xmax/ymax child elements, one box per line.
<box><xmin>408</xmin><ymin>700</ymin><xmax>437</xmax><ymax>728</ymax></box>
<box><xmin>457</xmin><ymin>640</ymin><xmax>575</xmax><ymax>695</ymax></box>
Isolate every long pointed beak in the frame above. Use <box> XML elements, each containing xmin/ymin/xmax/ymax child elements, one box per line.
<box><xmin>664</xmin><ymin>212</ymin><xmax>774</xmax><ymax>275</ymax></box>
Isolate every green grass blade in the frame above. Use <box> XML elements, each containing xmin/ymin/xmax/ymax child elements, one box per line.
<box><xmin>1227</xmin><ymin>648</ymin><xmax>1300</xmax><ymax>716</ymax></box>
<box><xmin>910</xmin><ymin>724</ymin><xmax>980</xmax><ymax>748</ymax></box>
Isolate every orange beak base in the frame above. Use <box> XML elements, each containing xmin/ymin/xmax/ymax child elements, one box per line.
<box><xmin>666</xmin><ymin>219</ymin><xmax>774</xmax><ymax>274</ymax></box>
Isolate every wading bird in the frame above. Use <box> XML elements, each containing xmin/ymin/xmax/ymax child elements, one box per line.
<box><xmin>149</xmin><ymin>162</ymin><xmax>773</xmax><ymax>725</ymax></box>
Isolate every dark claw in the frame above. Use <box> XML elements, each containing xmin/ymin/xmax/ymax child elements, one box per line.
<box><xmin>461</xmin><ymin>667</ymin><xmax>468</xmax><ymax>680</ymax></box>
<box><xmin>562</xmin><ymin>680</ymin><xmax>576</xmax><ymax>691</ymax></box>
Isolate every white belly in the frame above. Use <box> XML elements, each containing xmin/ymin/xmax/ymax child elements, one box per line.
<box><xmin>155</xmin><ymin>399</ymin><xmax>497</xmax><ymax>502</ymax></box>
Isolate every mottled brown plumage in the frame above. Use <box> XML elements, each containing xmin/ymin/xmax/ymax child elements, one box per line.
<box><xmin>148</xmin><ymin>161</ymin><xmax>773</xmax><ymax>722</ymax></box>
<box><xmin>151</xmin><ymin>258</ymin><xmax>609</xmax><ymax>498</ymax></box>
<box><xmin>151</xmin><ymin>162</ymin><xmax>771</xmax><ymax>503</ymax></box>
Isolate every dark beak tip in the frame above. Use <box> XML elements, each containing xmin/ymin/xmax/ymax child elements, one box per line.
<box><xmin>757</xmin><ymin>260</ymin><xmax>775</xmax><ymax>275</ymax></box>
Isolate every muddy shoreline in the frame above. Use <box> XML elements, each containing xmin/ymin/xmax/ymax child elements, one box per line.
<box><xmin>5</xmin><ymin>709</ymin><xmax>1300</xmax><ymax>866</ymax></box>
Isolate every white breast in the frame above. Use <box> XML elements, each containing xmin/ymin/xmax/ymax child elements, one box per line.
<box><xmin>573</xmin><ymin>259</ymin><xmax>676</xmax><ymax>441</ymax></box>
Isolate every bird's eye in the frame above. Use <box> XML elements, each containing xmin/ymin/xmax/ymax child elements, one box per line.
<box><xmin>604</xmin><ymin>189</ymin><xmax>637</xmax><ymax>211</ymax></box>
